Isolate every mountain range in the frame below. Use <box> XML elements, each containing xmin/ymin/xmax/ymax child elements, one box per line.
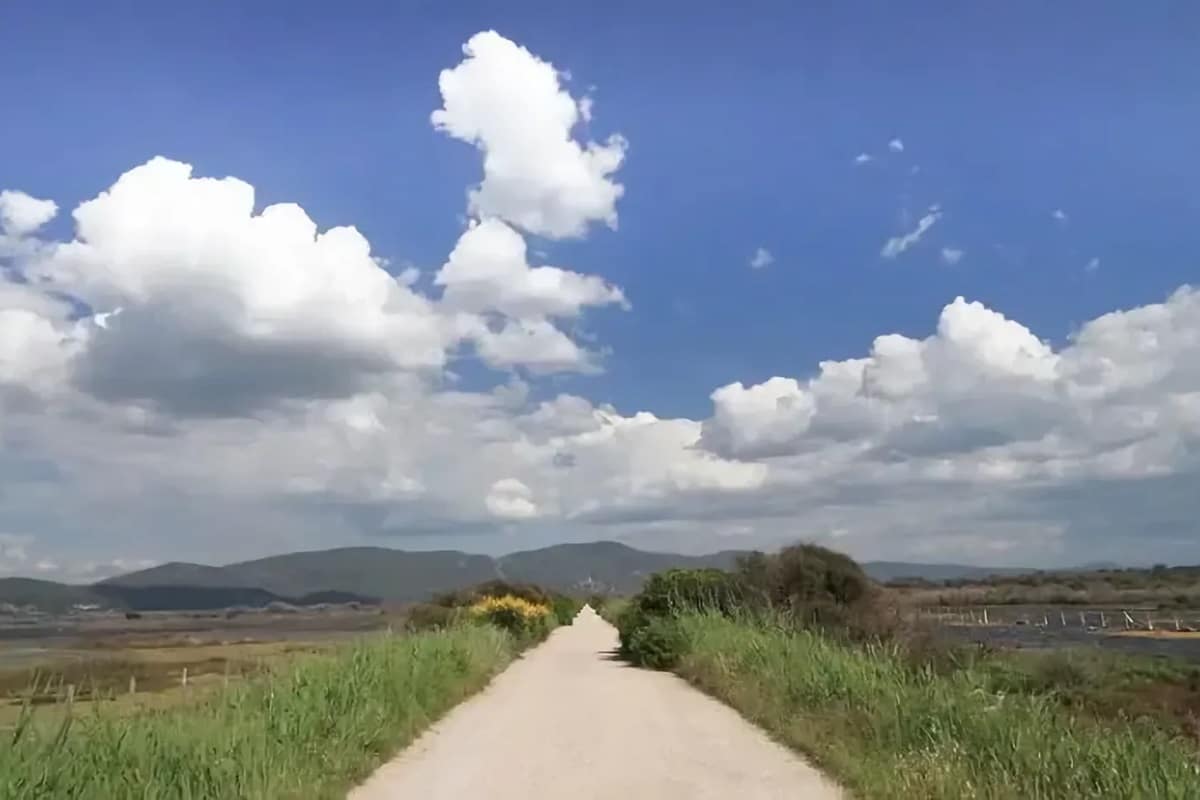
<box><xmin>0</xmin><ymin>542</ymin><xmax>1034</xmax><ymax>613</ymax></box>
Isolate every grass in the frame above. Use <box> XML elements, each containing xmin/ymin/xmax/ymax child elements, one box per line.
<box><xmin>974</xmin><ymin>647</ymin><xmax>1200</xmax><ymax>743</ymax></box>
<box><xmin>0</xmin><ymin>640</ymin><xmax>337</xmax><ymax>731</ymax></box>
<box><xmin>0</xmin><ymin>624</ymin><xmax>519</xmax><ymax>799</ymax></box>
<box><xmin>669</xmin><ymin>612</ymin><xmax>1200</xmax><ymax>799</ymax></box>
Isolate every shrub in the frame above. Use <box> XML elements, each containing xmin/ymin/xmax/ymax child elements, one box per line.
<box><xmin>737</xmin><ymin>543</ymin><xmax>887</xmax><ymax>639</ymax></box>
<box><xmin>617</xmin><ymin>568</ymin><xmax>745</xmax><ymax>659</ymax></box>
<box><xmin>634</xmin><ymin>568</ymin><xmax>748</xmax><ymax>617</ymax></box>
<box><xmin>468</xmin><ymin>595</ymin><xmax>553</xmax><ymax>643</ymax></box>
<box><xmin>624</xmin><ymin>614</ymin><xmax>687</xmax><ymax>669</ymax></box>
<box><xmin>737</xmin><ymin>543</ymin><xmax>871</xmax><ymax>609</ymax></box>
<box><xmin>550</xmin><ymin>595</ymin><xmax>583</xmax><ymax>625</ymax></box>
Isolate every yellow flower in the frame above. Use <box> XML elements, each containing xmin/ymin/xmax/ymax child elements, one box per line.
<box><xmin>468</xmin><ymin>595</ymin><xmax>551</xmax><ymax>620</ymax></box>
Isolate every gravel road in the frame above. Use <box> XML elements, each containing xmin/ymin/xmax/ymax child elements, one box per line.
<box><xmin>350</xmin><ymin>607</ymin><xmax>842</xmax><ymax>799</ymax></box>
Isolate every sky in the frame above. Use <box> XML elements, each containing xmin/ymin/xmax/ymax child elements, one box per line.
<box><xmin>1</xmin><ymin>2</ymin><xmax>1198</xmax><ymax>579</ymax></box>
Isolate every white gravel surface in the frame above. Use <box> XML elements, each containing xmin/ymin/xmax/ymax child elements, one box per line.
<box><xmin>349</xmin><ymin>607</ymin><xmax>842</xmax><ymax>799</ymax></box>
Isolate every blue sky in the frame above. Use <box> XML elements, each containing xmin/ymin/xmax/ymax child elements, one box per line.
<box><xmin>1</xmin><ymin>3</ymin><xmax>1198</xmax><ymax>574</ymax></box>
<box><xmin>8</xmin><ymin>1</ymin><xmax>1197</xmax><ymax>416</ymax></box>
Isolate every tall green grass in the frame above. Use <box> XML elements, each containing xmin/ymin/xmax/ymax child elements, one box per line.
<box><xmin>0</xmin><ymin>625</ymin><xmax>516</xmax><ymax>799</ymax></box>
<box><xmin>672</xmin><ymin>612</ymin><xmax>1200</xmax><ymax>800</ymax></box>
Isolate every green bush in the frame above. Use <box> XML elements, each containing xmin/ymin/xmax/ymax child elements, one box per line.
<box><xmin>634</xmin><ymin>568</ymin><xmax>747</xmax><ymax>617</ymax></box>
<box><xmin>550</xmin><ymin>595</ymin><xmax>583</xmax><ymax>625</ymax></box>
<box><xmin>737</xmin><ymin>543</ymin><xmax>871</xmax><ymax>610</ymax></box>
<box><xmin>616</xmin><ymin>568</ymin><xmax>746</xmax><ymax>661</ymax></box>
<box><xmin>625</xmin><ymin>614</ymin><xmax>687</xmax><ymax>669</ymax></box>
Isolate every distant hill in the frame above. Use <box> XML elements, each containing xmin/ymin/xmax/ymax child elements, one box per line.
<box><xmin>497</xmin><ymin>541</ymin><xmax>746</xmax><ymax>594</ymax></box>
<box><xmin>0</xmin><ymin>578</ymin><xmax>106</xmax><ymax>614</ymax></box>
<box><xmin>103</xmin><ymin>547</ymin><xmax>497</xmax><ymax>602</ymax></box>
<box><xmin>1</xmin><ymin>541</ymin><xmax>1049</xmax><ymax>613</ymax></box>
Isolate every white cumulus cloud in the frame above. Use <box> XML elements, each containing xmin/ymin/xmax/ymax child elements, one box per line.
<box><xmin>486</xmin><ymin>477</ymin><xmax>540</xmax><ymax>519</ymax></box>
<box><xmin>702</xmin><ymin>377</ymin><xmax>816</xmax><ymax>458</ymax></box>
<box><xmin>19</xmin><ymin>157</ymin><xmax>451</xmax><ymax>414</ymax></box>
<box><xmin>437</xmin><ymin>218</ymin><xmax>625</xmax><ymax>319</ymax></box>
<box><xmin>432</xmin><ymin>31</ymin><xmax>627</xmax><ymax>239</ymax></box>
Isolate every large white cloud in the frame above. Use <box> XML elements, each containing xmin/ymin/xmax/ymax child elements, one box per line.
<box><xmin>701</xmin><ymin>288</ymin><xmax>1198</xmax><ymax>482</ymax></box>
<box><xmin>13</xmin><ymin>157</ymin><xmax>452</xmax><ymax>414</ymax></box>
<box><xmin>1</xmin><ymin>150</ymin><xmax>628</xmax><ymax>411</ymax></box>
<box><xmin>432</xmin><ymin>31</ymin><xmax>627</xmax><ymax>239</ymax></box>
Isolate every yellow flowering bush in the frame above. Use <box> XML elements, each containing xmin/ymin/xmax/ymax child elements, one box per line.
<box><xmin>468</xmin><ymin>595</ymin><xmax>554</xmax><ymax>642</ymax></box>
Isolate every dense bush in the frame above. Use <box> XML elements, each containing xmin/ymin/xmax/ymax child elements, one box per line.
<box><xmin>617</xmin><ymin>568</ymin><xmax>747</xmax><ymax>666</ymax></box>
<box><xmin>737</xmin><ymin>543</ymin><xmax>871</xmax><ymax>609</ymax></box>
<box><xmin>550</xmin><ymin>595</ymin><xmax>583</xmax><ymax>625</ymax></box>
<box><xmin>434</xmin><ymin>579</ymin><xmax>581</xmax><ymax>628</ymax></box>
<box><xmin>467</xmin><ymin>595</ymin><xmax>554</xmax><ymax>644</ymax></box>
<box><xmin>618</xmin><ymin>545</ymin><xmax>887</xmax><ymax>665</ymax></box>
<box><xmin>624</xmin><ymin>614</ymin><xmax>688</xmax><ymax>669</ymax></box>
<box><xmin>634</xmin><ymin>568</ymin><xmax>748</xmax><ymax>617</ymax></box>
<box><xmin>737</xmin><ymin>543</ymin><xmax>891</xmax><ymax>640</ymax></box>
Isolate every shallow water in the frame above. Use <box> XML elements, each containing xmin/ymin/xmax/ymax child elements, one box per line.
<box><xmin>937</xmin><ymin>623</ymin><xmax>1200</xmax><ymax>661</ymax></box>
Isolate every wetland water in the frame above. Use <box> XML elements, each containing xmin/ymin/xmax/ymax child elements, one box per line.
<box><xmin>930</xmin><ymin>606</ymin><xmax>1200</xmax><ymax>661</ymax></box>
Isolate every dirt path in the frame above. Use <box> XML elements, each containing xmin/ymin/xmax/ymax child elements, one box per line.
<box><xmin>350</xmin><ymin>607</ymin><xmax>842</xmax><ymax>799</ymax></box>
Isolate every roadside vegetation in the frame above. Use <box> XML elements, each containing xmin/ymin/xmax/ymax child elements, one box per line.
<box><xmin>616</xmin><ymin>545</ymin><xmax>1200</xmax><ymax>799</ymax></box>
<box><xmin>0</xmin><ymin>581</ymin><xmax>579</xmax><ymax>799</ymax></box>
